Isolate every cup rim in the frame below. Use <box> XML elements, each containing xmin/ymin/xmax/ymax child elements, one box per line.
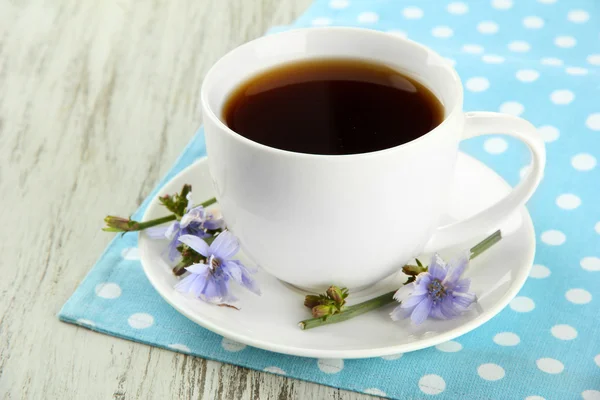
<box><xmin>200</xmin><ymin>26</ymin><xmax>464</xmax><ymax>159</ymax></box>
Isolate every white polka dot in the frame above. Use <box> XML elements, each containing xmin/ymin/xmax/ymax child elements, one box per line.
<box><xmin>121</xmin><ymin>247</ymin><xmax>140</xmax><ymax>260</ymax></box>
<box><xmin>510</xmin><ymin>296</ymin><xmax>535</xmax><ymax>312</ymax></box>
<box><xmin>520</xmin><ymin>165</ymin><xmax>531</xmax><ymax>179</ymax></box>
<box><xmin>76</xmin><ymin>319</ymin><xmax>96</xmax><ymax>327</ymax></box>
<box><xmin>581</xmin><ymin>257</ymin><xmax>600</xmax><ymax>272</ymax></box>
<box><xmin>484</xmin><ymin>137</ymin><xmax>508</xmax><ymax>154</ymax></box>
<box><xmin>595</xmin><ymin>354</ymin><xmax>600</xmax><ymax>367</ymax></box>
<box><xmin>357</xmin><ymin>11</ymin><xmax>378</xmax><ymax>23</ymax></box>
<box><xmin>491</xmin><ymin>0</ymin><xmax>512</xmax><ymax>9</ymax></box>
<box><xmin>477</xmin><ymin>363</ymin><xmax>505</xmax><ymax>381</ymax></box>
<box><xmin>555</xmin><ymin>36</ymin><xmax>576</xmax><ymax>48</ymax></box>
<box><xmin>523</xmin><ymin>16</ymin><xmax>544</xmax><ymax>29</ymax></box>
<box><xmin>447</xmin><ymin>2</ymin><xmax>468</xmax><ymax>15</ymax></box>
<box><xmin>550</xmin><ymin>90</ymin><xmax>575</xmax><ymax>105</ymax></box>
<box><xmin>536</xmin><ymin>358</ymin><xmax>564</xmax><ymax>374</ymax></box>
<box><xmin>482</xmin><ymin>54</ymin><xmax>505</xmax><ymax>64</ymax></box>
<box><xmin>466</xmin><ymin>77</ymin><xmax>490</xmax><ymax>92</ymax></box>
<box><xmin>596</xmin><ymin>221</ymin><xmax>600</xmax><ymax>234</ymax></box>
<box><xmin>329</xmin><ymin>0</ymin><xmax>349</xmax><ymax>9</ymax></box>
<box><xmin>572</xmin><ymin>153</ymin><xmax>597</xmax><ymax>171</ymax></box>
<box><xmin>381</xmin><ymin>353</ymin><xmax>403</xmax><ymax>360</ymax></box>
<box><xmin>436</xmin><ymin>341</ymin><xmax>463</xmax><ymax>352</ymax></box>
<box><xmin>516</xmin><ymin>69</ymin><xmax>540</xmax><ymax>82</ymax></box>
<box><xmin>568</xmin><ymin>10</ymin><xmax>589</xmax><ymax>23</ymax></box>
<box><xmin>432</xmin><ymin>26</ymin><xmax>454</xmax><ymax>38</ymax></box>
<box><xmin>538</xmin><ymin>125</ymin><xmax>559</xmax><ymax>142</ymax></box>
<box><xmin>403</xmin><ymin>6</ymin><xmax>423</xmax><ymax>19</ymax></box>
<box><xmin>566</xmin><ymin>67</ymin><xmax>588</xmax><ymax>76</ymax></box>
<box><xmin>508</xmin><ymin>41</ymin><xmax>530</xmax><ymax>53</ymax></box>
<box><xmin>586</xmin><ymin>113</ymin><xmax>600</xmax><ymax>131</ymax></box>
<box><xmin>556</xmin><ymin>194</ymin><xmax>581</xmax><ymax>210</ymax></box>
<box><xmin>525</xmin><ymin>396</ymin><xmax>546</xmax><ymax>400</ymax></box>
<box><xmin>317</xmin><ymin>358</ymin><xmax>344</xmax><ymax>374</ymax></box>
<box><xmin>541</xmin><ymin>57</ymin><xmax>564</xmax><ymax>66</ymax></box>
<box><xmin>493</xmin><ymin>332</ymin><xmax>520</xmax><ymax>346</ymax></box>
<box><xmin>478</xmin><ymin>21</ymin><xmax>499</xmax><ymax>34</ymax></box>
<box><xmin>530</xmin><ymin>264</ymin><xmax>551</xmax><ymax>279</ymax></box>
<box><xmin>387</xmin><ymin>29</ymin><xmax>407</xmax><ymax>38</ymax></box>
<box><xmin>588</xmin><ymin>54</ymin><xmax>600</xmax><ymax>66</ymax></box>
<box><xmin>222</xmin><ymin>338</ymin><xmax>247</xmax><ymax>352</ymax></box>
<box><xmin>418</xmin><ymin>374</ymin><xmax>446</xmax><ymax>395</ymax></box>
<box><xmin>537</xmin><ymin>0</ymin><xmax>556</xmax><ymax>3</ymax></box>
<box><xmin>264</xmin><ymin>366</ymin><xmax>286</xmax><ymax>375</ymax></box>
<box><xmin>499</xmin><ymin>101</ymin><xmax>524</xmax><ymax>116</ymax></box>
<box><xmin>445</xmin><ymin>58</ymin><xmax>457</xmax><ymax>67</ymax></box>
<box><xmin>168</xmin><ymin>343</ymin><xmax>190</xmax><ymax>353</ymax></box>
<box><xmin>311</xmin><ymin>17</ymin><xmax>332</xmax><ymax>26</ymax></box>
<box><xmin>541</xmin><ymin>230</ymin><xmax>566</xmax><ymax>246</ymax></box>
<box><xmin>128</xmin><ymin>313</ymin><xmax>154</xmax><ymax>329</ymax></box>
<box><xmin>551</xmin><ymin>324</ymin><xmax>578</xmax><ymax>340</ymax></box>
<box><xmin>95</xmin><ymin>283</ymin><xmax>122</xmax><ymax>299</ymax></box>
<box><xmin>566</xmin><ymin>288</ymin><xmax>592</xmax><ymax>304</ymax></box>
<box><xmin>364</xmin><ymin>388</ymin><xmax>387</xmax><ymax>396</ymax></box>
<box><xmin>582</xmin><ymin>390</ymin><xmax>600</xmax><ymax>400</ymax></box>
<box><xmin>462</xmin><ymin>44</ymin><xmax>484</xmax><ymax>54</ymax></box>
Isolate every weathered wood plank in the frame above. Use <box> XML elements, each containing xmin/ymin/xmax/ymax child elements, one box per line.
<box><xmin>0</xmin><ymin>1</ymin><xmax>382</xmax><ymax>399</ymax></box>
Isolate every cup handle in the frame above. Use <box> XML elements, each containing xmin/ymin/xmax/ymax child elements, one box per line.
<box><xmin>423</xmin><ymin>111</ymin><xmax>546</xmax><ymax>253</ymax></box>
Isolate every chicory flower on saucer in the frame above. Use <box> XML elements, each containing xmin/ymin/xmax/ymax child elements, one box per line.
<box><xmin>147</xmin><ymin>192</ymin><xmax>224</xmax><ymax>261</ymax></box>
<box><xmin>175</xmin><ymin>231</ymin><xmax>260</xmax><ymax>303</ymax></box>
<box><xmin>390</xmin><ymin>253</ymin><xmax>476</xmax><ymax>325</ymax></box>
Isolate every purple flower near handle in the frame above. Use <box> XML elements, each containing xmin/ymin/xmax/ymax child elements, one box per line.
<box><xmin>175</xmin><ymin>231</ymin><xmax>260</xmax><ymax>303</ymax></box>
<box><xmin>391</xmin><ymin>253</ymin><xmax>476</xmax><ymax>325</ymax></box>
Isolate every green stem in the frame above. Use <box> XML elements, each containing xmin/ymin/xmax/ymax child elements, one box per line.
<box><xmin>470</xmin><ymin>229</ymin><xmax>502</xmax><ymax>260</ymax></box>
<box><xmin>136</xmin><ymin>214</ymin><xmax>177</xmax><ymax>230</ymax></box>
<box><xmin>103</xmin><ymin>197</ymin><xmax>217</xmax><ymax>233</ymax></box>
<box><xmin>299</xmin><ymin>229</ymin><xmax>502</xmax><ymax>330</ymax></box>
<box><xmin>198</xmin><ymin>197</ymin><xmax>218</xmax><ymax>208</ymax></box>
<box><xmin>299</xmin><ymin>291</ymin><xmax>396</xmax><ymax>330</ymax></box>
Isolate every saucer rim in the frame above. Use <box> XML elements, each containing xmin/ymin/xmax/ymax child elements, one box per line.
<box><xmin>139</xmin><ymin>155</ymin><xmax>535</xmax><ymax>359</ymax></box>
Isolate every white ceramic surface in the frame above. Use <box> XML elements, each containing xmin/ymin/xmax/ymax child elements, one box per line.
<box><xmin>139</xmin><ymin>155</ymin><xmax>535</xmax><ymax>359</ymax></box>
<box><xmin>200</xmin><ymin>27</ymin><xmax>545</xmax><ymax>291</ymax></box>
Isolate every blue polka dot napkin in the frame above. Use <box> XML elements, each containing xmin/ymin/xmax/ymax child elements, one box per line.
<box><xmin>60</xmin><ymin>1</ymin><xmax>600</xmax><ymax>398</ymax></box>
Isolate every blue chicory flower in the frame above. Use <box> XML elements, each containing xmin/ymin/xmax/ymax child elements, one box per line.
<box><xmin>147</xmin><ymin>192</ymin><xmax>224</xmax><ymax>260</ymax></box>
<box><xmin>175</xmin><ymin>231</ymin><xmax>260</xmax><ymax>303</ymax></box>
<box><xmin>390</xmin><ymin>253</ymin><xmax>476</xmax><ymax>325</ymax></box>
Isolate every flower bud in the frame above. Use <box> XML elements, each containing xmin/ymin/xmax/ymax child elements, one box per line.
<box><xmin>103</xmin><ymin>216</ymin><xmax>138</xmax><ymax>232</ymax></box>
<box><xmin>402</xmin><ymin>263</ymin><xmax>427</xmax><ymax>277</ymax></box>
<box><xmin>311</xmin><ymin>304</ymin><xmax>334</xmax><ymax>319</ymax></box>
<box><xmin>304</xmin><ymin>295</ymin><xmax>324</xmax><ymax>309</ymax></box>
<box><xmin>326</xmin><ymin>286</ymin><xmax>345</xmax><ymax>305</ymax></box>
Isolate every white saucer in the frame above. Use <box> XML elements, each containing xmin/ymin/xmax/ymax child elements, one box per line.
<box><xmin>139</xmin><ymin>154</ymin><xmax>535</xmax><ymax>359</ymax></box>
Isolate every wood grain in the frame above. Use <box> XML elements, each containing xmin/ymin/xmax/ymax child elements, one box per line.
<box><xmin>0</xmin><ymin>0</ymin><xmax>382</xmax><ymax>398</ymax></box>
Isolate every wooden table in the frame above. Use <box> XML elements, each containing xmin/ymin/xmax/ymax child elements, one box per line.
<box><xmin>0</xmin><ymin>1</ymin><xmax>380</xmax><ymax>398</ymax></box>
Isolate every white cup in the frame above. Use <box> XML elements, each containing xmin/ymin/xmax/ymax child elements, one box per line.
<box><xmin>200</xmin><ymin>27</ymin><xmax>545</xmax><ymax>292</ymax></box>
